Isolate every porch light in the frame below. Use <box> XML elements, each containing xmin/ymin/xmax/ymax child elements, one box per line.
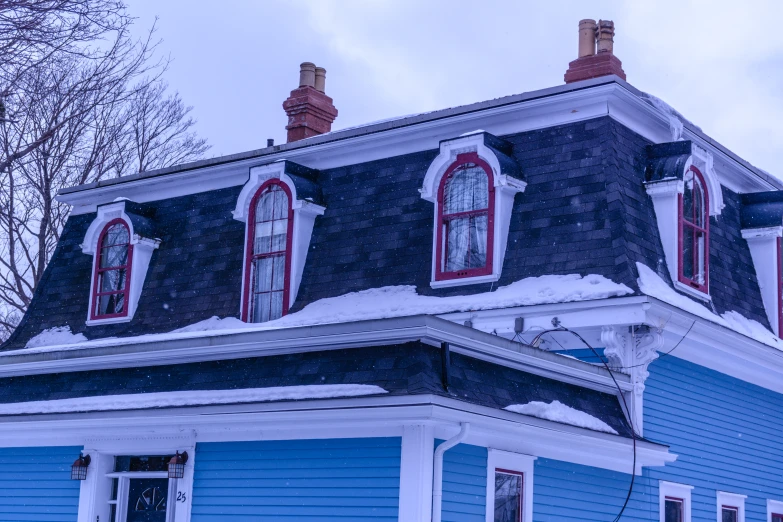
<box><xmin>168</xmin><ymin>451</ymin><xmax>188</xmax><ymax>479</ymax></box>
<box><xmin>70</xmin><ymin>453</ymin><xmax>91</xmax><ymax>480</ymax></box>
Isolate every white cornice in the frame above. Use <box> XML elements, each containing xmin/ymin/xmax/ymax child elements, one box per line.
<box><xmin>57</xmin><ymin>81</ymin><xmax>777</xmax><ymax>215</ymax></box>
<box><xmin>0</xmin><ymin>394</ymin><xmax>674</xmax><ymax>475</ymax></box>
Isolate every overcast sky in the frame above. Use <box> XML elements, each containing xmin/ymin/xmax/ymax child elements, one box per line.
<box><xmin>127</xmin><ymin>1</ymin><xmax>783</xmax><ymax>177</ymax></box>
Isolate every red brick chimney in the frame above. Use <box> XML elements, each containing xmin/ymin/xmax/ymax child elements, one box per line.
<box><xmin>564</xmin><ymin>19</ymin><xmax>626</xmax><ymax>83</ymax></box>
<box><xmin>283</xmin><ymin>62</ymin><xmax>338</xmax><ymax>142</ymax></box>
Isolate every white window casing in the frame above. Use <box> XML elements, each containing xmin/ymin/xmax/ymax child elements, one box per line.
<box><xmin>81</xmin><ymin>201</ymin><xmax>160</xmax><ymax>326</ymax></box>
<box><xmin>233</xmin><ymin>162</ymin><xmax>325</xmax><ymax>315</ymax></box>
<box><xmin>485</xmin><ymin>449</ymin><xmax>535</xmax><ymax>522</ymax></box>
<box><xmin>76</xmin><ymin>434</ymin><xmax>195</xmax><ymax>522</ymax></box>
<box><xmin>659</xmin><ymin>480</ymin><xmax>693</xmax><ymax>522</ymax></box>
<box><xmin>741</xmin><ymin>226</ymin><xmax>783</xmax><ymax>335</ymax></box>
<box><xmin>716</xmin><ymin>491</ymin><xmax>746</xmax><ymax>522</ymax></box>
<box><xmin>420</xmin><ymin>132</ymin><xmax>526</xmax><ymax>289</ymax></box>
<box><xmin>645</xmin><ymin>145</ymin><xmax>723</xmax><ymax>302</ymax></box>
<box><xmin>768</xmin><ymin>499</ymin><xmax>783</xmax><ymax>521</ymax></box>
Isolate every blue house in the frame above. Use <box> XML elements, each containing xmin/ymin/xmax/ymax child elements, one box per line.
<box><xmin>2</xmin><ymin>18</ymin><xmax>783</xmax><ymax>522</ymax></box>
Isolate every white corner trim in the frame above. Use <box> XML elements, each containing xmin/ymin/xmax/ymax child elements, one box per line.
<box><xmin>742</xmin><ymin>226</ymin><xmax>782</xmax><ymax>335</ymax></box>
<box><xmin>420</xmin><ymin>133</ymin><xmax>525</xmax><ymax>288</ymax></box>
<box><xmin>768</xmin><ymin>499</ymin><xmax>783</xmax><ymax>521</ymax></box>
<box><xmin>398</xmin><ymin>425</ymin><xmax>434</xmax><ymax>522</ymax></box>
<box><xmin>485</xmin><ymin>449</ymin><xmax>535</xmax><ymax>522</ymax></box>
<box><xmin>82</xmin><ymin>201</ymin><xmax>160</xmax><ymax>326</ymax></box>
<box><xmin>685</xmin><ymin>144</ymin><xmax>724</xmax><ymax>216</ymax></box>
<box><xmin>233</xmin><ymin>162</ymin><xmax>326</xmax><ymax>312</ymax></box>
<box><xmin>660</xmin><ymin>481</ymin><xmax>693</xmax><ymax>522</ymax></box>
<box><xmin>716</xmin><ymin>491</ymin><xmax>746</xmax><ymax>522</ymax></box>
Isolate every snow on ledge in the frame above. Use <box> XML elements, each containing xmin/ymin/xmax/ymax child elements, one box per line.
<box><xmin>504</xmin><ymin>400</ymin><xmax>618</xmax><ymax>435</ymax></box>
<box><xmin>24</xmin><ymin>326</ymin><xmax>87</xmax><ymax>349</ymax></box>
<box><xmin>8</xmin><ymin>273</ymin><xmax>631</xmax><ymax>355</ymax></box>
<box><xmin>636</xmin><ymin>262</ymin><xmax>783</xmax><ymax>349</ymax></box>
<box><xmin>0</xmin><ymin>384</ymin><xmax>388</xmax><ymax>415</ymax></box>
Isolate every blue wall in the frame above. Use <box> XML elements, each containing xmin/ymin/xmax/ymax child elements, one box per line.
<box><xmin>438</xmin><ymin>442</ymin><xmax>487</xmax><ymax>522</ymax></box>
<box><xmin>0</xmin><ymin>446</ymin><xmax>81</xmax><ymax>522</ymax></box>
<box><xmin>645</xmin><ymin>354</ymin><xmax>783</xmax><ymax>521</ymax></box>
<box><xmin>191</xmin><ymin>438</ymin><xmax>401</xmax><ymax>521</ymax></box>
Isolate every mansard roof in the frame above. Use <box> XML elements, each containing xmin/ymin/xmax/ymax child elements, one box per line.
<box><xmin>2</xmin><ymin>114</ymin><xmax>772</xmax><ymax>350</ymax></box>
<box><xmin>0</xmin><ymin>341</ymin><xmax>634</xmax><ymax>438</ymax></box>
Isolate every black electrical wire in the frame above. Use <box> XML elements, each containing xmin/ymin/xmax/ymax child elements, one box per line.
<box><xmin>528</xmin><ymin>325</ymin><xmax>637</xmax><ymax>522</ymax></box>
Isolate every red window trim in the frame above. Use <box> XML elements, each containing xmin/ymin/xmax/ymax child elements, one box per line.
<box><xmin>241</xmin><ymin>179</ymin><xmax>294</xmax><ymax>323</ymax></box>
<box><xmin>665</xmin><ymin>496</ymin><xmax>684</xmax><ymax>522</ymax></box>
<box><xmin>495</xmin><ymin>468</ymin><xmax>523</xmax><ymax>522</ymax></box>
<box><xmin>90</xmin><ymin>218</ymin><xmax>133</xmax><ymax>321</ymax></box>
<box><xmin>435</xmin><ymin>152</ymin><xmax>495</xmax><ymax>281</ymax></box>
<box><xmin>771</xmin><ymin>512</ymin><xmax>783</xmax><ymax>522</ymax></box>
<box><xmin>778</xmin><ymin>236</ymin><xmax>782</xmax><ymax>338</ymax></box>
<box><xmin>677</xmin><ymin>165</ymin><xmax>709</xmax><ymax>293</ymax></box>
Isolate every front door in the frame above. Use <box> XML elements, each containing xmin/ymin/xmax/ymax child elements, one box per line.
<box><xmin>126</xmin><ymin>478</ymin><xmax>168</xmax><ymax>522</ymax></box>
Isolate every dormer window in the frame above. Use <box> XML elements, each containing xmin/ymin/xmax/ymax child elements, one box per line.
<box><xmin>437</xmin><ymin>154</ymin><xmax>494</xmax><ymax>280</ymax></box>
<box><xmin>234</xmin><ymin>161</ymin><xmax>326</xmax><ymax>323</ymax></box>
<box><xmin>679</xmin><ymin>166</ymin><xmax>709</xmax><ymax>293</ymax></box>
<box><xmin>82</xmin><ymin>200</ymin><xmax>160</xmax><ymax>326</ymax></box>
<box><xmin>91</xmin><ymin>220</ymin><xmax>132</xmax><ymax>320</ymax></box>
<box><xmin>645</xmin><ymin>141</ymin><xmax>723</xmax><ymax>301</ymax></box>
<box><xmin>421</xmin><ymin>132</ymin><xmax>525</xmax><ymax>289</ymax></box>
<box><xmin>243</xmin><ymin>181</ymin><xmax>293</xmax><ymax>322</ymax></box>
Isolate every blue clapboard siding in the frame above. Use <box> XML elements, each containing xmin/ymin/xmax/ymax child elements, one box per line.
<box><xmin>0</xmin><ymin>446</ymin><xmax>81</xmax><ymax>522</ymax></box>
<box><xmin>645</xmin><ymin>355</ymin><xmax>783</xmax><ymax>522</ymax></box>
<box><xmin>191</xmin><ymin>438</ymin><xmax>401</xmax><ymax>521</ymax></box>
<box><xmin>533</xmin><ymin>457</ymin><xmax>657</xmax><ymax>521</ymax></box>
<box><xmin>436</xmin><ymin>442</ymin><xmax>487</xmax><ymax>522</ymax></box>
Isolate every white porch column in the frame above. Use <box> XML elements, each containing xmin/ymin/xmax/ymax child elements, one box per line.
<box><xmin>398</xmin><ymin>424</ymin><xmax>434</xmax><ymax>522</ymax></box>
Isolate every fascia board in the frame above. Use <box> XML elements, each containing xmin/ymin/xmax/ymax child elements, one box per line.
<box><xmin>0</xmin><ymin>394</ymin><xmax>672</xmax><ymax>474</ymax></box>
<box><xmin>0</xmin><ymin>315</ymin><xmax>627</xmax><ymax>393</ymax></box>
<box><xmin>57</xmin><ymin>80</ymin><xmax>778</xmax><ymax>216</ymax></box>
<box><xmin>644</xmin><ymin>298</ymin><xmax>783</xmax><ymax>394</ymax></box>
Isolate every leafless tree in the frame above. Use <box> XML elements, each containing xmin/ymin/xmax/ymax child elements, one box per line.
<box><xmin>0</xmin><ymin>1</ymin><xmax>210</xmax><ymax>340</ymax></box>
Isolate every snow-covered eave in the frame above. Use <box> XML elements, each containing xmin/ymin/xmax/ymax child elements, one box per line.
<box><xmin>0</xmin><ymin>393</ymin><xmax>674</xmax><ymax>475</ymax></box>
<box><xmin>0</xmin><ymin>315</ymin><xmax>629</xmax><ymax>395</ymax></box>
<box><xmin>643</xmin><ymin>296</ymin><xmax>783</xmax><ymax>395</ymax></box>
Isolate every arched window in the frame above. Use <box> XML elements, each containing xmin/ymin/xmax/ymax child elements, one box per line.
<box><xmin>243</xmin><ymin>180</ymin><xmax>293</xmax><ymax>323</ymax></box>
<box><xmin>679</xmin><ymin>166</ymin><xmax>709</xmax><ymax>293</ymax></box>
<box><xmin>436</xmin><ymin>152</ymin><xmax>495</xmax><ymax>281</ymax></box>
<box><xmin>91</xmin><ymin>219</ymin><xmax>132</xmax><ymax>320</ymax></box>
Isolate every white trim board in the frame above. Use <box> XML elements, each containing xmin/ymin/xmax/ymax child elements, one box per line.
<box><xmin>485</xmin><ymin>449</ymin><xmax>535</xmax><ymax>522</ymax></box>
<box><xmin>660</xmin><ymin>481</ymin><xmax>693</xmax><ymax>522</ymax></box>
<box><xmin>57</xmin><ymin>80</ymin><xmax>777</xmax><ymax>216</ymax></box>
<box><xmin>0</xmin><ymin>394</ymin><xmax>674</xmax><ymax>475</ymax></box>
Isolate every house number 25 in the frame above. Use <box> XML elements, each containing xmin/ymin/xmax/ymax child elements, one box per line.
<box><xmin>176</xmin><ymin>491</ymin><xmax>187</xmax><ymax>503</ymax></box>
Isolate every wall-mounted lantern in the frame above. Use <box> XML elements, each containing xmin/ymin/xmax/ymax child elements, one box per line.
<box><xmin>168</xmin><ymin>451</ymin><xmax>188</xmax><ymax>479</ymax></box>
<box><xmin>70</xmin><ymin>453</ymin><xmax>91</xmax><ymax>480</ymax></box>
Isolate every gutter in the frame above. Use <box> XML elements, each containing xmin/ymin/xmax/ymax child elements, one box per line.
<box><xmin>432</xmin><ymin>422</ymin><xmax>470</xmax><ymax>522</ymax></box>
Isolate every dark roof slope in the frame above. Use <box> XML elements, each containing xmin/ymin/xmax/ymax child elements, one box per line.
<box><xmin>0</xmin><ymin>342</ymin><xmax>633</xmax><ymax>437</ymax></box>
<box><xmin>3</xmin><ymin>116</ymin><xmax>770</xmax><ymax>349</ymax></box>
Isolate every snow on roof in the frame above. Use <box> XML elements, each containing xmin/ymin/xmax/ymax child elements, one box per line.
<box><xmin>0</xmin><ymin>384</ymin><xmax>387</xmax><ymax>415</ymax></box>
<box><xmin>636</xmin><ymin>262</ymin><xmax>783</xmax><ymax>349</ymax></box>
<box><xmin>16</xmin><ymin>273</ymin><xmax>631</xmax><ymax>353</ymax></box>
<box><xmin>505</xmin><ymin>400</ymin><xmax>618</xmax><ymax>435</ymax></box>
<box><xmin>23</xmin><ymin>326</ymin><xmax>87</xmax><ymax>349</ymax></box>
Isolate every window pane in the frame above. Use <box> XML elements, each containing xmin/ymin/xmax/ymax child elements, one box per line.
<box><xmin>96</xmin><ymin>292</ymin><xmax>125</xmax><ymax>316</ymax></box>
<box><xmin>494</xmin><ymin>471</ymin><xmax>522</xmax><ymax>522</ymax></box>
<box><xmin>252</xmin><ymin>292</ymin><xmax>271</xmax><ymax>323</ymax></box>
<box><xmin>446</xmin><ymin>217</ymin><xmax>469</xmax><ymax>272</ymax></box>
<box><xmin>254</xmin><ymin>221</ymin><xmax>273</xmax><ymax>254</ymax></box>
<box><xmin>722</xmin><ymin>508</ymin><xmax>738</xmax><ymax>522</ymax></box>
<box><xmin>254</xmin><ymin>257</ymin><xmax>274</xmax><ymax>293</ymax></box>
<box><xmin>469</xmin><ymin>214</ymin><xmax>488</xmax><ymax>268</ymax></box>
<box><xmin>100</xmin><ymin>245</ymin><xmax>129</xmax><ymax>269</ymax></box>
<box><xmin>665</xmin><ymin>499</ymin><xmax>683</xmax><ymax>522</ymax></box>
<box><xmin>271</xmin><ymin>219</ymin><xmax>288</xmax><ymax>252</ymax></box>
<box><xmin>272</xmin><ymin>254</ymin><xmax>286</xmax><ymax>291</ymax></box>
<box><xmin>772</xmin><ymin>514</ymin><xmax>783</xmax><ymax>522</ymax></box>
<box><xmin>443</xmin><ymin>164</ymin><xmax>488</xmax><ymax>214</ymax></box>
<box><xmin>270</xmin><ymin>291</ymin><xmax>284</xmax><ymax>320</ymax></box>
<box><xmin>256</xmin><ymin>189</ymin><xmax>276</xmax><ymax>222</ymax></box>
<box><xmin>99</xmin><ymin>268</ymin><xmax>126</xmax><ymax>293</ymax></box>
<box><xmin>273</xmin><ymin>187</ymin><xmax>288</xmax><ymax>219</ymax></box>
<box><xmin>104</xmin><ymin>224</ymin><xmax>129</xmax><ymax>246</ymax></box>
<box><xmin>682</xmin><ymin>226</ymin><xmax>694</xmax><ymax>280</ymax></box>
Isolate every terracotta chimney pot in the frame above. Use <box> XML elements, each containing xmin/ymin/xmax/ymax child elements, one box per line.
<box><xmin>564</xmin><ymin>18</ymin><xmax>626</xmax><ymax>83</ymax></box>
<box><xmin>596</xmin><ymin>20</ymin><xmax>615</xmax><ymax>53</ymax></box>
<box><xmin>299</xmin><ymin>62</ymin><xmax>316</xmax><ymax>88</ymax></box>
<box><xmin>314</xmin><ymin>67</ymin><xmax>326</xmax><ymax>93</ymax></box>
<box><xmin>578</xmin><ymin>19</ymin><xmax>597</xmax><ymax>58</ymax></box>
<box><xmin>283</xmin><ymin>63</ymin><xmax>338</xmax><ymax>143</ymax></box>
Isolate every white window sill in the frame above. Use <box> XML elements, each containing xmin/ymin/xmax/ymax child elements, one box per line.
<box><xmin>86</xmin><ymin>316</ymin><xmax>132</xmax><ymax>326</ymax></box>
<box><xmin>430</xmin><ymin>273</ymin><xmax>500</xmax><ymax>289</ymax></box>
<box><xmin>674</xmin><ymin>280</ymin><xmax>712</xmax><ymax>302</ymax></box>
